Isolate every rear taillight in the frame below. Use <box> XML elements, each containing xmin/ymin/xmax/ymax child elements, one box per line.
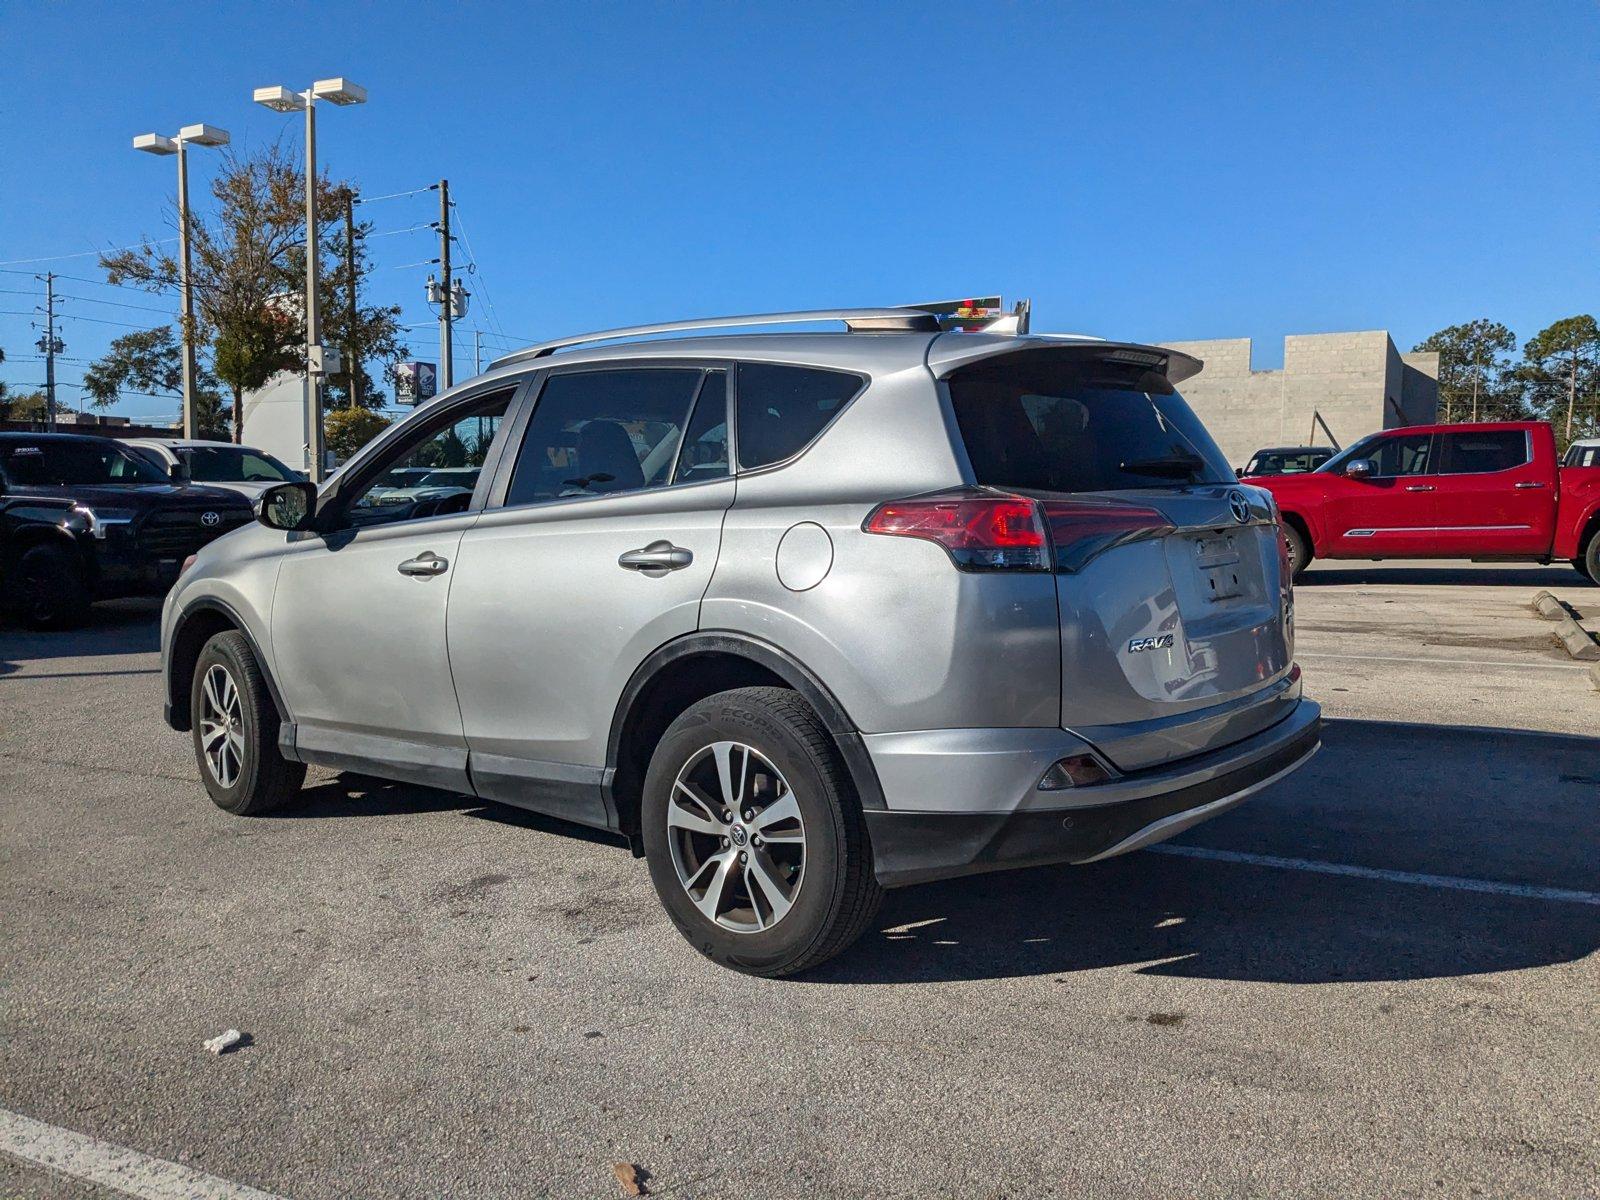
<box><xmin>863</xmin><ymin>491</ymin><xmax>1172</xmax><ymax>572</ymax></box>
<box><xmin>1039</xmin><ymin>500</ymin><xmax>1172</xmax><ymax>573</ymax></box>
<box><xmin>863</xmin><ymin>494</ymin><xmax>1047</xmax><ymax>570</ymax></box>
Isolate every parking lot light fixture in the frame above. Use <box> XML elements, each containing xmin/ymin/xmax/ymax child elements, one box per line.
<box><xmin>311</xmin><ymin>78</ymin><xmax>367</xmax><ymax>106</ymax></box>
<box><xmin>130</xmin><ymin>122</ymin><xmax>231</xmax><ymax>440</ymax></box>
<box><xmin>252</xmin><ymin>76</ymin><xmax>367</xmax><ymax>482</ymax></box>
<box><xmin>252</xmin><ymin>85</ymin><xmax>306</xmax><ymax>113</ymax></box>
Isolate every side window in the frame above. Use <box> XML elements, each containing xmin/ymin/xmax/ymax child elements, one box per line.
<box><xmin>1438</xmin><ymin>430</ymin><xmax>1528</xmax><ymax>475</ymax></box>
<box><xmin>347</xmin><ymin>389</ymin><xmax>513</xmax><ymax>527</ymax></box>
<box><xmin>1369</xmin><ymin>433</ymin><xmax>1434</xmax><ymax>477</ymax></box>
<box><xmin>671</xmin><ymin>370</ymin><xmax>729</xmax><ymax>485</ymax></box>
<box><xmin>735</xmin><ymin>363</ymin><xmax>863</xmax><ymax>470</ymax></box>
<box><xmin>503</xmin><ymin>368</ymin><xmax>704</xmax><ymax>507</ymax></box>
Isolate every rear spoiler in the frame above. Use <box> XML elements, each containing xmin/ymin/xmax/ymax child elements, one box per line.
<box><xmin>926</xmin><ymin>334</ymin><xmax>1205</xmax><ymax>385</ymax></box>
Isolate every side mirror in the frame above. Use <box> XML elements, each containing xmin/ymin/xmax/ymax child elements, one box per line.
<box><xmin>256</xmin><ymin>481</ymin><xmax>319</xmax><ymax>531</ymax></box>
<box><xmin>169</xmin><ymin>461</ymin><xmax>191</xmax><ymax>485</ymax></box>
<box><xmin>1344</xmin><ymin>458</ymin><xmax>1376</xmax><ymax>480</ymax></box>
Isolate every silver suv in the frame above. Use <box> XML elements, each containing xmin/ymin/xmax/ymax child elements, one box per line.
<box><xmin>160</xmin><ymin>306</ymin><xmax>1320</xmax><ymax>976</ymax></box>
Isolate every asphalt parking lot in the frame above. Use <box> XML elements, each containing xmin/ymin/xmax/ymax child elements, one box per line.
<box><xmin>2</xmin><ymin>561</ymin><xmax>1597</xmax><ymax>1199</ymax></box>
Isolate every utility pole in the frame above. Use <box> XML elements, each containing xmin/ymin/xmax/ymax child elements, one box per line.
<box><xmin>475</xmin><ymin>328</ymin><xmax>483</xmax><ymax>375</ymax></box>
<box><xmin>344</xmin><ymin>188</ymin><xmax>360</xmax><ymax>409</ymax></box>
<box><xmin>36</xmin><ymin>272</ymin><xmax>62</xmax><ymax>432</ymax></box>
<box><xmin>438</xmin><ymin>178</ymin><xmax>453</xmax><ymax>389</ymax></box>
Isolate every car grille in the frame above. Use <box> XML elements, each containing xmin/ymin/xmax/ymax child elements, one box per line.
<box><xmin>139</xmin><ymin>508</ymin><xmax>252</xmax><ymax>557</ymax></box>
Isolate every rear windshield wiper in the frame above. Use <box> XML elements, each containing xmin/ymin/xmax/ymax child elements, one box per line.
<box><xmin>1118</xmin><ymin>452</ymin><xmax>1206</xmax><ymax>480</ymax></box>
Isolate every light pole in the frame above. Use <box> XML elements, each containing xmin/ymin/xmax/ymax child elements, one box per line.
<box><xmin>133</xmin><ymin>123</ymin><xmax>230</xmax><ymax>440</ymax></box>
<box><xmin>252</xmin><ymin>77</ymin><xmax>367</xmax><ymax>481</ymax></box>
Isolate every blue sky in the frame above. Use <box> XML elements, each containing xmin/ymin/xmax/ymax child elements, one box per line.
<box><xmin>2</xmin><ymin>1</ymin><xmax>1595</xmax><ymax>423</ymax></box>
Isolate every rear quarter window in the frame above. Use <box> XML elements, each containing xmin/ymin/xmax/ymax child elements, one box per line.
<box><xmin>735</xmin><ymin>363</ymin><xmax>864</xmax><ymax>470</ymax></box>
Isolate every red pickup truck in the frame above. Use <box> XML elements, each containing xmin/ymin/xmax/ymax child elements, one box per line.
<box><xmin>1245</xmin><ymin>422</ymin><xmax>1600</xmax><ymax>582</ymax></box>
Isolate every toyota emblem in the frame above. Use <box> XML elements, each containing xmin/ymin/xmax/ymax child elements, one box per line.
<box><xmin>1228</xmin><ymin>492</ymin><xmax>1251</xmax><ymax>524</ymax></box>
<box><xmin>201</xmin><ymin>511</ymin><xmax>221</xmax><ymax>528</ymax></box>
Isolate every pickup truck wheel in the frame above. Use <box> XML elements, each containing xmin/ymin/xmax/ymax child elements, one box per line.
<box><xmin>641</xmin><ymin>686</ymin><xmax>883</xmax><ymax>977</ymax></box>
<box><xmin>1578</xmin><ymin>535</ymin><xmax>1600</xmax><ymax>585</ymax></box>
<box><xmin>191</xmin><ymin>631</ymin><xmax>306</xmax><ymax>815</ymax></box>
<box><xmin>1281</xmin><ymin>522</ymin><xmax>1310</xmax><ymax>582</ymax></box>
<box><xmin>12</xmin><ymin>543</ymin><xmax>91</xmax><ymax>630</ymax></box>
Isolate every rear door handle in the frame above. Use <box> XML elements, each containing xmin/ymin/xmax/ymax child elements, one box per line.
<box><xmin>398</xmin><ymin>551</ymin><xmax>449</xmax><ymax>577</ymax></box>
<box><xmin>1513</xmin><ymin>481</ymin><xmax>1547</xmax><ymax>490</ymax></box>
<box><xmin>618</xmin><ymin>540</ymin><xmax>693</xmax><ymax>574</ymax></box>
<box><xmin>1404</xmin><ymin>484</ymin><xmax>1435</xmax><ymax>492</ymax></box>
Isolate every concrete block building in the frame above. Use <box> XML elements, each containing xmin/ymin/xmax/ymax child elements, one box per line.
<box><xmin>1157</xmin><ymin>331</ymin><xmax>1439</xmax><ymax>467</ymax></box>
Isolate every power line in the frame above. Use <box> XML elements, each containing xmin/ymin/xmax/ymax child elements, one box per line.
<box><xmin>0</xmin><ymin>237</ymin><xmax>178</xmax><ymax>267</ymax></box>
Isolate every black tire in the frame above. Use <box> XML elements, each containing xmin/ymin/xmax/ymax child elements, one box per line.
<box><xmin>190</xmin><ymin>630</ymin><xmax>305</xmax><ymax>815</ymax></box>
<box><xmin>12</xmin><ymin>542</ymin><xmax>91</xmax><ymax>630</ymax></box>
<box><xmin>1281</xmin><ymin>520</ymin><xmax>1311</xmax><ymax>582</ymax></box>
<box><xmin>1576</xmin><ymin>535</ymin><xmax>1600</xmax><ymax>585</ymax></box>
<box><xmin>641</xmin><ymin>686</ymin><xmax>883</xmax><ymax>977</ymax></box>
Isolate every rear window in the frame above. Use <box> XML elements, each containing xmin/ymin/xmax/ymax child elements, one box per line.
<box><xmin>1438</xmin><ymin>430</ymin><xmax>1528</xmax><ymax>474</ymax></box>
<box><xmin>735</xmin><ymin>363</ymin><xmax>863</xmax><ymax>470</ymax></box>
<box><xmin>947</xmin><ymin>350</ymin><xmax>1232</xmax><ymax>493</ymax></box>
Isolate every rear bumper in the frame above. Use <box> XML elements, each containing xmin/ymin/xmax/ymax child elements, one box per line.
<box><xmin>862</xmin><ymin>699</ymin><xmax>1320</xmax><ymax>887</ymax></box>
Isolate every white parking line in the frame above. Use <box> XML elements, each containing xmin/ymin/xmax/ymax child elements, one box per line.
<box><xmin>0</xmin><ymin>1108</ymin><xmax>287</xmax><ymax>1200</ymax></box>
<box><xmin>1150</xmin><ymin>844</ymin><xmax>1600</xmax><ymax>905</ymax></box>
<box><xmin>1297</xmin><ymin>651</ymin><xmax>1589</xmax><ymax>671</ymax></box>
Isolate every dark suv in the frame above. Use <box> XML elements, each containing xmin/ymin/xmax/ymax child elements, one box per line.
<box><xmin>0</xmin><ymin>433</ymin><xmax>253</xmax><ymax>628</ymax></box>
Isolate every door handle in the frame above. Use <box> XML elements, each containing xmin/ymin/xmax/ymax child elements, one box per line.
<box><xmin>1513</xmin><ymin>481</ymin><xmax>1547</xmax><ymax>490</ymax></box>
<box><xmin>1404</xmin><ymin>484</ymin><xmax>1435</xmax><ymax>492</ymax></box>
<box><xmin>398</xmin><ymin>551</ymin><xmax>449</xmax><ymax>577</ymax></box>
<box><xmin>618</xmin><ymin>540</ymin><xmax>693</xmax><ymax>574</ymax></box>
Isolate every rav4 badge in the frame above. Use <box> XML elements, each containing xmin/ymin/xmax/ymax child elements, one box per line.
<box><xmin>1128</xmin><ymin>634</ymin><xmax>1175</xmax><ymax>653</ymax></box>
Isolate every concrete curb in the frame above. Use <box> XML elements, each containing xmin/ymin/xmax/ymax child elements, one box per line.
<box><xmin>1553</xmin><ymin>615</ymin><xmax>1600</xmax><ymax>661</ymax></box>
<box><xmin>1591</xmin><ymin>661</ymin><xmax>1600</xmax><ymax>692</ymax></box>
<box><xmin>1531</xmin><ymin>590</ymin><xmax>1566</xmax><ymax>620</ymax></box>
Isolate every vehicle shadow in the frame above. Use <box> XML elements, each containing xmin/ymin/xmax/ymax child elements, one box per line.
<box><xmin>1299</xmin><ymin>562</ymin><xmax>1585</xmax><ymax>588</ymax></box>
<box><xmin>0</xmin><ymin>600</ymin><xmax>161</xmax><ymax>676</ymax></box>
<box><xmin>813</xmin><ymin>717</ymin><xmax>1600</xmax><ymax>986</ymax></box>
<box><xmin>269</xmin><ymin>772</ymin><xmax>629</xmax><ymax>849</ymax></box>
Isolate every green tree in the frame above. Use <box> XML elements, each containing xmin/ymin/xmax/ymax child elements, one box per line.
<box><xmin>320</xmin><ymin>186</ymin><xmax>407</xmax><ymax>410</ymax></box>
<box><xmin>101</xmin><ymin>143</ymin><xmax>405</xmax><ymax>440</ymax></box>
<box><xmin>81</xmin><ymin>326</ymin><xmax>229</xmax><ymax>438</ymax></box>
<box><xmin>324</xmin><ymin>405</ymin><xmax>391</xmax><ymax>461</ymax></box>
<box><xmin>1414</xmin><ymin>320</ymin><xmax>1523</xmax><ymax>423</ymax></box>
<box><xmin>1519</xmin><ymin>315</ymin><xmax>1600</xmax><ymax>444</ymax></box>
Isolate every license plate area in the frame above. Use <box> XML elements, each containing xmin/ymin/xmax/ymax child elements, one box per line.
<box><xmin>1193</xmin><ymin>532</ymin><xmax>1244</xmax><ymax>602</ymax></box>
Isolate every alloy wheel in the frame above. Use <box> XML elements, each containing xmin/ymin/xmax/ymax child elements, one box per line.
<box><xmin>666</xmin><ymin>740</ymin><xmax>806</xmax><ymax>933</ymax></box>
<box><xmin>199</xmin><ymin>664</ymin><xmax>246</xmax><ymax>789</ymax></box>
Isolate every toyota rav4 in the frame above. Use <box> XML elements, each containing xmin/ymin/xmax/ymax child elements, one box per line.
<box><xmin>160</xmin><ymin>306</ymin><xmax>1320</xmax><ymax>976</ymax></box>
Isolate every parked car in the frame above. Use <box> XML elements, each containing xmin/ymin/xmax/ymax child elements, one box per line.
<box><xmin>122</xmin><ymin>438</ymin><xmax>304</xmax><ymax>500</ymax></box>
<box><xmin>0</xmin><ymin>433</ymin><xmax>254</xmax><ymax>628</ymax></box>
<box><xmin>358</xmin><ymin>466</ymin><xmax>483</xmax><ymax>521</ymax></box>
<box><xmin>1238</xmin><ymin>445</ymin><xmax>1334</xmax><ymax>477</ymax></box>
<box><xmin>1253</xmin><ymin>421</ymin><xmax>1600</xmax><ymax>580</ymax></box>
<box><xmin>1563</xmin><ymin>437</ymin><xmax>1600</xmax><ymax>468</ymax></box>
<box><xmin>160</xmin><ymin>307</ymin><xmax>1320</xmax><ymax>976</ymax></box>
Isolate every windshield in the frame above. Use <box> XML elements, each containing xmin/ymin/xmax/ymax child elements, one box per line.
<box><xmin>418</xmin><ymin>469</ymin><xmax>479</xmax><ymax>488</ymax></box>
<box><xmin>0</xmin><ymin>439</ymin><xmax>169</xmax><ymax>487</ymax></box>
<box><xmin>1245</xmin><ymin>448</ymin><xmax>1332</xmax><ymax>476</ymax></box>
<box><xmin>180</xmin><ymin>446</ymin><xmax>299</xmax><ymax>484</ymax></box>
<box><xmin>948</xmin><ymin>351</ymin><xmax>1234</xmax><ymax>493</ymax></box>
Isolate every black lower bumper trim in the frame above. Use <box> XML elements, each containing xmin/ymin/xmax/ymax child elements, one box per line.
<box><xmin>865</xmin><ymin>715</ymin><xmax>1320</xmax><ymax>887</ymax></box>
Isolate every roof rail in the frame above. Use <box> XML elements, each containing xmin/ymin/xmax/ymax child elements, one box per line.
<box><xmin>488</xmin><ymin>307</ymin><xmax>942</xmax><ymax>370</ymax></box>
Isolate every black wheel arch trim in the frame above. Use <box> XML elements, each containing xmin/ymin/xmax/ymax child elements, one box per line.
<box><xmin>165</xmin><ymin>597</ymin><xmax>289</xmax><ymax>734</ymax></box>
<box><xmin>604</xmin><ymin>630</ymin><xmax>888</xmax><ymax>813</ymax></box>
